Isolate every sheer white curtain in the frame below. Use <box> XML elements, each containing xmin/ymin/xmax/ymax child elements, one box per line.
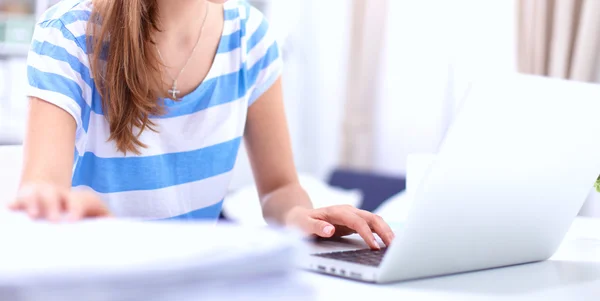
<box><xmin>339</xmin><ymin>0</ymin><xmax>388</xmax><ymax>169</ymax></box>
<box><xmin>597</xmin><ymin>58</ymin><xmax>600</xmax><ymax>82</ymax></box>
<box><xmin>517</xmin><ymin>0</ymin><xmax>600</xmax><ymax>82</ymax></box>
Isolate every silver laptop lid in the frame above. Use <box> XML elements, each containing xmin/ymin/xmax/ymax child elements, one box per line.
<box><xmin>378</xmin><ymin>74</ymin><xmax>600</xmax><ymax>282</ymax></box>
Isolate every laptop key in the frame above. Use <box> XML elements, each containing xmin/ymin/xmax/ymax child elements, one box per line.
<box><xmin>313</xmin><ymin>247</ymin><xmax>388</xmax><ymax>267</ymax></box>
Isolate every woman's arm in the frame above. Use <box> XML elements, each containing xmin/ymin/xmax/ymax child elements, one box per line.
<box><xmin>9</xmin><ymin>97</ymin><xmax>109</xmax><ymax>221</ymax></box>
<box><xmin>244</xmin><ymin>78</ymin><xmax>312</xmax><ymax>223</ymax></box>
<box><xmin>244</xmin><ymin>78</ymin><xmax>394</xmax><ymax>249</ymax></box>
<box><xmin>20</xmin><ymin>97</ymin><xmax>77</xmax><ymax>189</ymax></box>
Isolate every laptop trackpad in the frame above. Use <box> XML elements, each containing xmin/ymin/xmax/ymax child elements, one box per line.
<box><xmin>307</xmin><ymin>222</ymin><xmax>403</xmax><ymax>254</ymax></box>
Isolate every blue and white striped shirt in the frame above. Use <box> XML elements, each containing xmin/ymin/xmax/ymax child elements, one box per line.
<box><xmin>26</xmin><ymin>0</ymin><xmax>283</xmax><ymax>221</ymax></box>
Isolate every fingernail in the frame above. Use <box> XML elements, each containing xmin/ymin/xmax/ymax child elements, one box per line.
<box><xmin>323</xmin><ymin>225</ymin><xmax>334</xmax><ymax>235</ymax></box>
<box><xmin>373</xmin><ymin>240</ymin><xmax>380</xmax><ymax>249</ymax></box>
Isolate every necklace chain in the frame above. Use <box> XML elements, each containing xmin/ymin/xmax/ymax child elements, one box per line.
<box><xmin>155</xmin><ymin>3</ymin><xmax>210</xmax><ymax>99</ymax></box>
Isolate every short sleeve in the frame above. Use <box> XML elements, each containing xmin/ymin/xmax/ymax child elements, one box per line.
<box><xmin>243</xmin><ymin>4</ymin><xmax>284</xmax><ymax>107</ymax></box>
<box><xmin>26</xmin><ymin>18</ymin><xmax>90</xmax><ymax>134</ymax></box>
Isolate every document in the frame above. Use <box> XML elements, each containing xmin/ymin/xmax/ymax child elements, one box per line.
<box><xmin>0</xmin><ymin>210</ymin><xmax>314</xmax><ymax>301</ymax></box>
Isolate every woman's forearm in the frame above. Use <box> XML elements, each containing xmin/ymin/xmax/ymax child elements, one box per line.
<box><xmin>260</xmin><ymin>183</ymin><xmax>313</xmax><ymax>226</ymax></box>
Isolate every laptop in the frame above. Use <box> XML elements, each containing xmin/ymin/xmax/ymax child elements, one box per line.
<box><xmin>301</xmin><ymin>74</ymin><xmax>600</xmax><ymax>283</ymax></box>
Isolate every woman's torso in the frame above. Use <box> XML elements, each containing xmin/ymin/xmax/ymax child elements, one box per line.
<box><xmin>27</xmin><ymin>0</ymin><xmax>282</xmax><ymax>220</ymax></box>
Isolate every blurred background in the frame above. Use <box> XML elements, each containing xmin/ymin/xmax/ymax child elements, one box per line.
<box><xmin>0</xmin><ymin>0</ymin><xmax>599</xmax><ymax>219</ymax></box>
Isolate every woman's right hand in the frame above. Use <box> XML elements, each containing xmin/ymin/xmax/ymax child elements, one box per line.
<box><xmin>8</xmin><ymin>183</ymin><xmax>111</xmax><ymax>222</ymax></box>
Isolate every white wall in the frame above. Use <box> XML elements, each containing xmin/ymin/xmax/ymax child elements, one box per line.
<box><xmin>0</xmin><ymin>58</ymin><xmax>28</xmax><ymax>144</ymax></box>
<box><xmin>230</xmin><ymin>0</ymin><xmax>352</xmax><ymax>189</ymax></box>
<box><xmin>374</xmin><ymin>0</ymin><xmax>518</xmax><ymax>175</ymax></box>
<box><xmin>0</xmin><ymin>145</ymin><xmax>23</xmax><ymax>204</ymax></box>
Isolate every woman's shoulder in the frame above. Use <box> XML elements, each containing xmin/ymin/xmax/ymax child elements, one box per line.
<box><xmin>224</xmin><ymin>0</ymin><xmax>268</xmax><ymax>24</ymax></box>
<box><xmin>37</xmin><ymin>0</ymin><xmax>92</xmax><ymax>30</ymax></box>
<box><xmin>223</xmin><ymin>1</ymin><xmax>276</xmax><ymax>52</ymax></box>
<box><xmin>31</xmin><ymin>0</ymin><xmax>92</xmax><ymax>58</ymax></box>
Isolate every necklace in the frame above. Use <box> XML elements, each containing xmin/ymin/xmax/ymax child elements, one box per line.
<box><xmin>155</xmin><ymin>3</ymin><xmax>210</xmax><ymax>100</ymax></box>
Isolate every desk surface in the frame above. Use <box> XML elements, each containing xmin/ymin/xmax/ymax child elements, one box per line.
<box><xmin>300</xmin><ymin>217</ymin><xmax>600</xmax><ymax>301</ymax></box>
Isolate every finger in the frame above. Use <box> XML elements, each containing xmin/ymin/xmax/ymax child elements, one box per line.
<box><xmin>83</xmin><ymin>199</ymin><xmax>111</xmax><ymax>217</ymax></box>
<box><xmin>355</xmin><ymin>210</ymin><xmax>395</xmax><ymax>245</ymax></box>
<box><xmin>64</xmin><ymin>194</ymin><xmax>84</xmax><ymax>222</ymax></box>
<box><xmin>72</xmin><ymin>191</ymin><xmax>111</xmax><ymax>218</ymax></box>
<box><xmin>7</xmin><ymin>199</ymin><xmax>24</xmax><ymax>210</ymax></box>
<box><xmin>15</xmin><ymin>185</ymin><xmax>40</xmax><ymax>217</ymax></box>
<box><xmin>308</xmin><ymin>218</ymin><xmax>336</xmax><ymax>238</ymax></box>
<box><xmin>355</xmin><ymin>210</ymin><xmax>395</xmax><ymax>246</ymax></box>
<box><xmin>39</xmin><ymin>188</ymin><xmax>63</xmax><ymax>222</ymax></box>
<box><xmin>325</xmin><ymin>208</ymin><xmax>379</xmax><ymax>249</ymax></box>
<box><xmin>23</xmin><ymin>191</ymin><xmax>42</xmax><ymax>219</ymax></box>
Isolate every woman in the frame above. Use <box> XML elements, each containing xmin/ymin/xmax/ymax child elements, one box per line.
<box><xmin>9</xmin><ymin>0</ymin><xmax>394</xmax><ymax>249</ymax></box>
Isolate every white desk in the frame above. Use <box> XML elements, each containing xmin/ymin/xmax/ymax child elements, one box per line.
<box><xmin>300</xmin><ymin>217</ymin><xmax>600</xmax><ymax>301</ymax></box>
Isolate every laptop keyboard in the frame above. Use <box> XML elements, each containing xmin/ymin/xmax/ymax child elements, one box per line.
<box><xmin>313</xmin><ymin>247</ymin><xmax>388</xmax><ymax>267</ymax></box>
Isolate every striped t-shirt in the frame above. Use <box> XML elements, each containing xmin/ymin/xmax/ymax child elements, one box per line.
<box><xmin>26</xmin><ymin>0</ymin><xmax>282</xmax><ymax>221</ymax></box>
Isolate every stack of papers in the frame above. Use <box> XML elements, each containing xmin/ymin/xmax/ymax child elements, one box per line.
<box><xmin>0</xmin><ymin>210</ymin><xmax>315</xmax><ymax>301</ymax></box>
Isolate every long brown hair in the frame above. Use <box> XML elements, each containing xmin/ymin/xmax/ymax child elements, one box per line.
<box><xmin>87</xmin><ymin>0</ymin><xmax>164</xmax><ymax>155</ymax></box>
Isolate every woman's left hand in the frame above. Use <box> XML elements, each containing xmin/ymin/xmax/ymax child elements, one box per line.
<box><xmin>285</xmin><ymin>205</ymin><xmax>395</xmax><ymax>250</ymax></box>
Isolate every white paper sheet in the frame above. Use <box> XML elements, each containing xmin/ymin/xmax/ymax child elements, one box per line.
<box><xmin>0</xmin><ymin>210</ymin><xmax>313</xmax><ymax>301</ymax></box>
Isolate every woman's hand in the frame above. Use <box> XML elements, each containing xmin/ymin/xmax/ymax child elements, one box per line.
<box><xmin>8</xmin><ymin>183</ymin><xmax>111</xmax><ymax>222</ymax></box>
<box><xmin>285</xmin><ymin>205</ymin><xmax>395</xmax><ymax>249</ymax></box>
